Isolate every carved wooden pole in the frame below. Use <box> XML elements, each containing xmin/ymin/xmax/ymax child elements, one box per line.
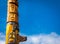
<box><xmin>6</xmin><ymin>0</ymin><xmax>27</xmax><ymax>44</ymax></box>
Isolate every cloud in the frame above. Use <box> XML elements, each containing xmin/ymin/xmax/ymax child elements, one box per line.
<box><xmin>0</xmin><ymin>32</ymin><xmax>5</xmax><ymax>40</ymax></box>
<box><xmin>0</xmin><ymin>40</ymin><xmax>5</xmax><ymax>44</ymax></box>
<box><xmin>0</xmin><ymin>32</ymin><xmax>60</xmax><ymax>44</ymax></box>
<box><xmin>21</xmin><ymin>32</ymin><xmax>60</xmax><ymax>44</ymax></box>
<box><xmin>0</xmin><ymin>32</ymin><xmax>5</xmax><ymax>44</ymax></box>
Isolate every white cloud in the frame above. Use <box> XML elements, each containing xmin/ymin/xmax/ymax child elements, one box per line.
<box><xmin>0</xmin><ymin>32</ymin><xmax>5</xmax><ymax>44</ymax></box>
<box><xmin>21</xmin><ymin>32</ymin><xmax>60</xmax><ymax>44</ymax></box>
<box><xmin>0</xmin><ymin>32</ymin><xmax>5</xmax><ymax>40</ymax></box>
<box><xmin>0</xmin><ymin>32</ymin><xmax>60</xmax><ymax>44</ymax></box>
<box><xmin>0</xmin><ymin>40</ymin><xmax>5</xmax><ymax>44</ymax></box>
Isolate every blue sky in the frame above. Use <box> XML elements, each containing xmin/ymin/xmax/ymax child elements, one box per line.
<box><xmin>0</xmin><ymin>0</ymin><xmax>60</xmax><ymax>44</ymax></box>
<box><xmin>19</xmin><ymin>0</ymin><xmax>60</xmax><ymax>35</ymax></box>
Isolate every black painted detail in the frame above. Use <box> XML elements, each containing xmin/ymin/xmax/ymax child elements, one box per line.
<box><xmin>9</xmin><ymin>12</ymin><xmax>18</xmax><ymax>16</ymax></box>
<box><xmin>9</xmin><ymin>2</ymin><xmax>18</xmax><ymax>6</ymax></box>
<box><xmin>13</xmin><ymin>25</ymin><xmax>19</xmax><ymax>32</ymax></box>
<box><xmin>8</xmin><ymin>42</ymin><xmax>15</xmax><ymax>44</ymax></box>
<box><xmin>7</xmin><ymin>21</ymin><xmax>18</xmax><ymax>25</ymax></box>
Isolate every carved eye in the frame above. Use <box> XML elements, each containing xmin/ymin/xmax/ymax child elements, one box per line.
<box><xmin>9</xmin><ymin>32</ymin><xmax>15</xmax><ymax>39</ymax></box>
<box><xmin>9</xmin><ymin>34</ymin><xmax>11</xmax><ymax>38</ymax></box>
<box><xmin>13</xmin><ymin>34</ymin><xmax>15</xmax><ymax>38</ymax></box>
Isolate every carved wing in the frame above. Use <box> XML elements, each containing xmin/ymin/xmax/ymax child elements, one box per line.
<box><xmin>17</xmin><ymin>35</ymin><xmax>27</xmax><ymax>42</ymax></box>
